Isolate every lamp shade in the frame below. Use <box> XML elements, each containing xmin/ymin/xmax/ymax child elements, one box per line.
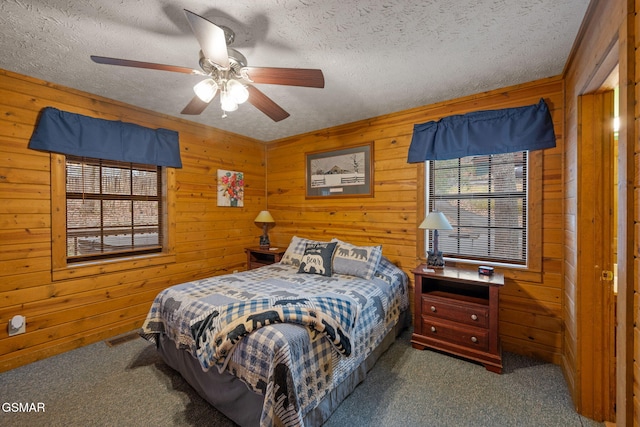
<box><xmin>254</xmin><ymin>210</ymin><xmax>275</xmax><ymax>223</ymax></box>
<box><xmin>227</xmin><ymin>79</ymin><xmax>249</xmax><ymax>104</ymax></box>
<box><xmin>220</xmin><ymin>89</ymin><xmax>238</xmax><ymax>112</ymax></box>
<box><xmin>193</xmin><ymin>79</ymin><xmax>218</xmax><ymax>103</ymax></box>
<box><xmin>419</xmin><ymin>211</ymin><xmax>453</xmax><ymax>230</ymax></box>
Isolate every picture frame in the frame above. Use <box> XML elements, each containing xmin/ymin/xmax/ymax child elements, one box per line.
<box><xmin>217</xmin><ymin>169</ymin><xmax>244</xmax><ymax>207</ymax></box>
<box><xmin>305</xmin><ymin>142</ymin><xmax>374</xmax><ymax>198</ymax></box>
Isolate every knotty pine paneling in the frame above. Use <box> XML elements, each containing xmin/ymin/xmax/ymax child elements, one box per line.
<box><xmin>267</xmin><ymin>76</ymin><xmax>565</xmax><ymax>363</ymax></box>
<box><xmin>635</xmin><ymin>1</ymin><xmax>640</xmax><ymax>424</ymax></box>
<box><xmin>0</xmin><ymin>69</ymin><xmax>265</xmax><ymax>372</ymax></box>
<box><xmin>563</xmin><ymin>0</ymin><xmax>633</xmax><ymax>422</ymax></box>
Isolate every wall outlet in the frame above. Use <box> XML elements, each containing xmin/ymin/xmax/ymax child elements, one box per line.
<box><xmin>8</xmin><ymin>315</ymin><xmax>26</xmax><ymax>336</ymax></box>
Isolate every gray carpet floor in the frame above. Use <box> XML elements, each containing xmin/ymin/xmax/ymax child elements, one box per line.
<box><xmin>0</xmin><ymin>328</ymin><xmax>603</xmax><ymax>427</ymax></box>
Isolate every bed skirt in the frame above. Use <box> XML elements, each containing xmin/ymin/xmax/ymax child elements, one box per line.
<box><xmin>157</xmin><ymin>309</ymin><xmax>409</xmax><ymax>426</ymax></box>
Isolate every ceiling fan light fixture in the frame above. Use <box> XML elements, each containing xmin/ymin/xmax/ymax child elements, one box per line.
<box><xmin>227</xmin><ymin>79</ymin><xmax>249</xmax><ymax>104</ymax></box>
<box><xmin>90</xmin><ymin>11</ymin><xmax>323</xmax><ymax>122</ymax></box>
<box><xmin>193</xmin><ymin>78</ymin><xmax>218</xmax><ymax>102</ymax></box>
<box><xmin>220</xmin><ymin>89</ymin><xmax>238</xmax><ymax>112</ymax></box>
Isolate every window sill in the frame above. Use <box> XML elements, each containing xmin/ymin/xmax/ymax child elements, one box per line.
<box><xmin>52</xmin><ymin>252</ymin><xmax>176</xmax><ymax>281</ymax></box>
<box><xmin>440</xmin><ymin>259</ymin><xmax>542</xmax><ymax>283</ymax></box>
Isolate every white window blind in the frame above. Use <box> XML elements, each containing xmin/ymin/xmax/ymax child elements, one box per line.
<box><xmin>65</xmin><ymin>156</ymin><xmax>163</xmax><ymax>262</ymax></box>
<box><xmin>427</xmin><ymin>151</ymin><xmax>528</xmax><ymax>265</ymax></box>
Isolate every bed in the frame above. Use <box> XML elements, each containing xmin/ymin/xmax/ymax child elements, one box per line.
<box><xmin>140</xmin><ymin>237</ymin><xmax>410</xmax><ymax>426</ymax></box>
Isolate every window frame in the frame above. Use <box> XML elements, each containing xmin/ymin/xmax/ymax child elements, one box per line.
<box><xmin>418</xmin><ymin>150</ymin><xmax>542</xmax><ymax>273</ymax></box>
<box><xmin>51</xmin><ymin>154</ymin><xmax>176</xmax><ymax>280</ymax></box>
<box><xmin>426</xmin><ymin>151</ymin><xmax>528</xmax><ymax>266</ymax></box>
<box><xmin>65</xmin><ymin>155</ymin><xmax>164</xmax><ymax>263</ymax></box>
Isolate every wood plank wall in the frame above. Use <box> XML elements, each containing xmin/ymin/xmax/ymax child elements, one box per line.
<box><xmin>0</xmin><ymin>69</ymin><xmax>266</xmax><ymax>372</ymax></box>
<box><xmin>633</xmin><ymin>1</ymin><xmax>640</xmax><ymax>425</ymax></box>
<box><xmin>266</xmin><ymin>76</ymin><xmax>566</xmax><ymax>364</ymax></box>
<box><xmin>562</xmin><ymin>0</ymin><xmax>618</xmax><ymax>414</ymax></box>
<box><xmin>561</xmin><ymin>0</ymin><xmax>636</xmax><ymax>422</ymax></box>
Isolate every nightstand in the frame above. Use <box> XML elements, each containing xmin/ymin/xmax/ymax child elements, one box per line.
<box><xmin>411</xmin><ymin>264</ymin><xmax>504</xmax><ymax>373</ymax></box>
<box><xmin>245</xmin><ymin>247</ymin><xmax>285</xmax><ymax>270</ymax></box>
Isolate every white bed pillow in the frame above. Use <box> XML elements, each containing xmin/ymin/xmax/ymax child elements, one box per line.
<box><xmin>331</xmin><ymin>239</ymin><xmax>382</xmax><ymax>280</ymax></box>
<box><xmin>280</xmin><ymin>235</ymin><xmax>329</xmax><ymax>267</ymax></box>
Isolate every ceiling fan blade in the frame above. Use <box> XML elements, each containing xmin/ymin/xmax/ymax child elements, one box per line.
<box><xmin>246</xmin><ymin>86</ymin><xmax>290</xmax><ymax>122</ymax></box>
<box><xmin>241</xmin><ymin>67</ymin><xmax>324</xmax><ymax>88</ymax></box>
<box><xmin>90</xmin><ymin>55</ymin><xmax>203</xmax><ymax>75</ymax></box>
<box><xmin>181</xmin><ymin>95</ymin><xmax>213</xmax><ymax>115</ymax></box>
<box><xmin>183</xmin><ymin>9</ymin><xmax>230</xmax><ymax>70</ymax></box>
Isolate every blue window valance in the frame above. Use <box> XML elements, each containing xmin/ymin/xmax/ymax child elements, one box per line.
<box><xmin>407</xmin><ymin>98</ymin><xmax>556</xmax><ymax>162</ymax></box>
<box><xmin>29</xmin><ymin>107</ymin><xmax>182</xmax><ymax>168</ymax></box>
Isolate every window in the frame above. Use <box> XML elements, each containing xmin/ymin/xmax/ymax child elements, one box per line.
<box><xmin>65</xmin><ymin>156</ymin><xmax>163</xmax><ymax>263</ymax></box>
<box><xmin>426</xmin><ymin>151</ymin><xmax>528</xmax><ymax>266</ymax></box>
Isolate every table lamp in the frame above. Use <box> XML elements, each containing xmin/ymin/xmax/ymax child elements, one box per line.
<box><xmin>254</xmin><ymin>210</ymin><xmax>275</xmax><ymax>248</ymax></box>
<box><xmin>419</xmin><ymin>211</ymin><xmax>453</xmax><ymax>268</ymax></box>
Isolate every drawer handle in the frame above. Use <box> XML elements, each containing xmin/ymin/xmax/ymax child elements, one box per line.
<box><xmin>430</xmin><ymin>326</ymin><xmax>437</xmax><ymax>333</ymax></box>
<box><xmin>471</xmin><ymin>314</ymin><xmax>478</xmax><ymax>321</ymax></box>
<box><xmin>471</xmin><ymin>336</ymin><xmax>478</xmax><ymax>343</ymax></box>
<box><xmin>430</xmin><ymin>306</ymin><xmax>436</xmax><ymax>312</ymax></box>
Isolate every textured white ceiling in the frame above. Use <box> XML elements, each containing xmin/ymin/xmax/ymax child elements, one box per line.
<box><xmin>0</xmin><ymin>0</ymin><xmax>590</xmax><ymax>142</ymax></box>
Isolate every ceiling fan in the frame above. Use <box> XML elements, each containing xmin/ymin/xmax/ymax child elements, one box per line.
<box><xmin>90</xmin><ymin>9</ymin><xmax>324</xmax><ymax>122</ymax></box>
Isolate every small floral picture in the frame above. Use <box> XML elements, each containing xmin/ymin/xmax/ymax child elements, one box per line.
<box><xmin>217</xmin><ymin>169</ymin><xmax>244</xmax><ymax>207</ymax></box>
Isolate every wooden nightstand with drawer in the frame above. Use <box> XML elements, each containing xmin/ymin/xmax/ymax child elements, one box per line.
<box><xmin>245</xmin><ymin>247</ymin><xmax>285</xmax><ymax>270</ymax></box>
<box><xmin>411</xmin><ymin>264</ymin><xmax>504</xmax><ymax>373</ymax></box>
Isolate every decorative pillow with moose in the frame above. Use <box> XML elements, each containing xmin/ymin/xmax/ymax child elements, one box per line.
<box><xmin>331</xmin><ymin>239</ymin><xmax>382</xmax><ymax>280</ymax></box>
<box><xmin>297</xmin><ymin>242</ymin><xmax>337</xmax><ymax>276</ymax></box>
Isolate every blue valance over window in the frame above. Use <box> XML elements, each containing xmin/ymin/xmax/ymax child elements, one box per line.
<box><xmin>407</xmin><ymin>98</ymin><xmax>556</xmax><ymax>162</ymax></box>
<box><xmin>29</xmin><ymin>107</ymin><xmax>182</xmax><ymax>168</ymax></box>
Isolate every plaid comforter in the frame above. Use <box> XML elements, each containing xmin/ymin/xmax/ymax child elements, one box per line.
<box><xmin>190</xmin><ymin>295</ymin><xmax>357</xmax><ymax>371</ymax></box>
<box><xmin>141</xmin><ymin>256</ymin><xmax>408</xmax><ymax>426</ymax></box>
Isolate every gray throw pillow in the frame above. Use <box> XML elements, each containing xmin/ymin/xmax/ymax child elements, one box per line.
<box><xmin>331</xmin><ymin>239</ymin><xmax>382</xmax><ymax>280</ymax></box>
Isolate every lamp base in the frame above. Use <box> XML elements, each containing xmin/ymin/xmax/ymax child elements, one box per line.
<box><xmin>259</xmin><ymin>234</ymin><xmax>270</xmax><ymax>249</ymax></box>
<box><xmin>427</xmin><ymin>250</ymin><xmax>445</xmax><ymax>269</ymax></box>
